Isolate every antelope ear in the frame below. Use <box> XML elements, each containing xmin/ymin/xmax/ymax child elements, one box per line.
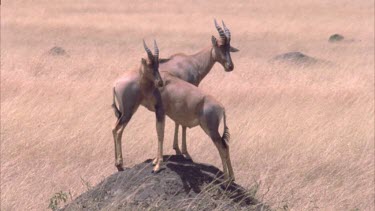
<box><xmin>159</xmin><ymin>58</ymin><xmax>171</xmax><ymax>63</ymax></box>
<box><xmin>211</xmin><ymin>36</ymin><xmax>218</xmax><ymax>46</ymax></box>
<box><xmin>230</xmin><ymin>46</ymin><xmax>239</xmax><ymax>52</ymax></box>
<box><xmin>141</xmin><ymin>58</ymin><xmax>147</xmax><ymax>65</ymax></box>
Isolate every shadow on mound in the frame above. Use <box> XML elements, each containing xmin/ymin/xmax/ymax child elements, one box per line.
<box><xmin>62</xmin><ymin>155</ymin><xmax>268</xmax><ymax>211</ymax></box>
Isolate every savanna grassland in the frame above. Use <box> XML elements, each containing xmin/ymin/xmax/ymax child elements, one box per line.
<box><xmin>1</xmin><ymin>0</ymin><xmax>374</xmax><ymax>210</ymax></box>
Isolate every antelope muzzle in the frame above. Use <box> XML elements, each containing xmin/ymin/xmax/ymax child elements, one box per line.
<box><xmin>224</xmin><ymin>52</ymin><xmax>234</xmax><ymax>72</ymax></box>
<box><xmin>225</xmin><ymin>62</ymin><xmax>234</xmax><ymax>72</ymax></box>
<box><xmin>154</xmin><ymin>73</ymin><xmax>164</xmax><ymax>88</ymax></box>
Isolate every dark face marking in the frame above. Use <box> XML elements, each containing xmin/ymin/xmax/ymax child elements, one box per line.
<box><xmin>215</xmin><ymin>41</ymin><xmax>235</xmax><ymax>72</ymax></box>
<box><xmin>151</xmin><ymin>59</ymin><xmax>163</xmax><ymax>88</ymax></box>
<box><xmin>211</xmin><ymin>20</ymin><xmax>239</xmax><ymax>72</ymax></box>
<box><xmin>142</xmin><ymin>58</ymin><xmax>164</xmax><ymax>88</ymax></box>
<box><xmin>142</xmin><ymin>40</ymin><xmax>163</xmax><ymax>88</ymax></box>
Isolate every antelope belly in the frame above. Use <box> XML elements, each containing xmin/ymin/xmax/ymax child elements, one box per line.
<box><xmin>167</xmin><ymin>110</ymin><xmax>200</xmax><ymax>128</ymax></box>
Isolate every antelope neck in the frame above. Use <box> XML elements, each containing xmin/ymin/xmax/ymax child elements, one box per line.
<box><xmin>190</xmin><ymin>46</ymin><xmax>216</xmax><ymax>84</ymax></box>
<box><xmin>139</xmin><ymin>67</ymin><xmax>155</xmax><ymax>95</ymax></box>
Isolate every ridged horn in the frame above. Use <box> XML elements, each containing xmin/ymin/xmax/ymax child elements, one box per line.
<box><xmin>153</xmin><ymin>40</ymin><xmax>159</xmax><ymax>61</ymax></box>
<box><xmin>214</xmin><ymin>19</ymin><xmax>227</xmax><ymax>42</ymax></box>
<box><xmin>222</xmin><ymin>20</ymin><xmax>231</xmax><ymax>40</ymax></box>
<box><xmin>143</xmin><ymin>39</ymin><xmax>153</xmax><ymax>60</ymax></box>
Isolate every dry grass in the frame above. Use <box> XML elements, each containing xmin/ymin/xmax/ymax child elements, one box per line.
<box><xmin>1</xmin><ymin>0</ymin><xmax>374</xmax><ymax>210</ymax></box>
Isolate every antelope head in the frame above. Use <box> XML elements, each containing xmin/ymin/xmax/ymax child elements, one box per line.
<box><xmin>211</xmin><ymin>19</ymin><xmax>239</xmax><ymax>72</ymax></box>
<box><xmin>141</xmin><ymin>40</ymin><xmax>164</xmax><ymax>88</ymax></box>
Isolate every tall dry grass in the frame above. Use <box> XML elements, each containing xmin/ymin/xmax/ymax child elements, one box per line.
<box><xmin>1</xmin><ymin>0</ymin><xmax>374</xmax><ymax>210</ymax></box>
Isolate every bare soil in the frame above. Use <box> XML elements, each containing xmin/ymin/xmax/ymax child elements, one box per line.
<box><xmin>63</xmin><ymin>155</ymin><xmax>267</xmax><ymax>211</ymax></box>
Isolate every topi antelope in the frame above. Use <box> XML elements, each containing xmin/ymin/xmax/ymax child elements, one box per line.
<box><xmin>112</xmin><ymin>40</ymin><xmax>165</xmax><ymax>171</ymax></box>
<box><xmin>112</xmin><ymin>19</ymin><xmax>238</xmax><ymax>171</ymax></box>
<box><xmin>165</xmin><ymin>19</ymin><xmax>239</xmax><ymax>160</ymax></box>
<box><xmin>150</xmin><ymin>64</ymin><xmax>235</xmax><ymax>180</ymax></box>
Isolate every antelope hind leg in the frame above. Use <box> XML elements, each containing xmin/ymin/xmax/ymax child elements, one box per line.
<box><xmin>224</xmin><ymin>146</ymin><xmax>235</xmax><ymax>181</ymax></box>
<box><xmin>181</xmin><ymin>126</ymin><xmax>192</xmax><ymax>160</ymax></box>
<box><xmin>112</xmin><ymin>121</ymin><xmax>127</xmax><ymax>171</ymax></box>
<box><xmin>173</xmin><ymin>122</ymin><xmax>182</xmax><ymax>155</ymax></box>
<box><xmin>213</xmin><ymin>140</ymin><xmax>229</xmax><ymax>180</ymax></box>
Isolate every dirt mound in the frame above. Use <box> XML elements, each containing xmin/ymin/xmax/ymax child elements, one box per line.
<box><xmin>47</xmin><ymin>46</ymin><xmax>67</xmax><ymax>56</ymax></box>
<box><xmin>328</xmin><ymin>34</ymin><xmax>344</xmax><ymax>42</ymax></box>
<box><xmin>271</xmin><ymin>52</ymin><xmax>334</xmax><ymax>68</ymax></box>
<box><xmin>62</xmin><ymin>155</ymin><xmax>267</xmax><ymax>211</ymax></box>
<box><xmin>271</xmin><ymin>51</ymin><xmax>318</xmax><ymax>66</ymax></box>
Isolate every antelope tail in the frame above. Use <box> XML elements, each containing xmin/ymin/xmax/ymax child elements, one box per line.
<box><xmin>221</xmin><ymin>110</ymin><xmax>230</xmax><ymax>148</ymax></box>
<box><xmin>112</xmin><ymin>87</ymin><xmax>121</xmax><ymax>119</ymax></box>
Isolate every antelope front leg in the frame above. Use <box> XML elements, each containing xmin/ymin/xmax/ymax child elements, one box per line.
<box><xmin>181</xmin><ymin>126</ymin><xmax>192</xmax><ymax>160</ymax></box>
<box><xmin>153</xmin><ymin>115</ymin><xmax>165</xmax><ymax>173</ymax></box>
<box><xmin>173</xmin><ymin>122</ymin><xmax>182</xmax><ymax>155</ymax></box>
<box><xmin>152</xmin><ymin>94</ymin><xmax>165</xmax><ymax>173</ymax></box>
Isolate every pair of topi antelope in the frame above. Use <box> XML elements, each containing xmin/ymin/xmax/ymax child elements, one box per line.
<box><xmin>112</xmin><ymin>20</ymin><xmax>239</xmax><ymax>180</ymax></box>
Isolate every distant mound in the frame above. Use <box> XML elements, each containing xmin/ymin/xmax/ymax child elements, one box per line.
<box><xmin>271</xmin><ymin>51</ymin><xmax>318</xmax><ymax>66</ymax></box>
<box><xmin>63</xmin><ymin>155</ymin><xmax>268</xmax><ymax>211</ymax></box>
<box><xmin>47</xmin><ymin>46</ymin><xmax>67</xmax><ymax>56</ymax></box>
<box><xmin>328</xmin><ymin>34</ymin><xmax>344</xmax><ymax>42</ymax></box>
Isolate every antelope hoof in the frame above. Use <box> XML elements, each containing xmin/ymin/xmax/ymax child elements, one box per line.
<box><xmin>224</xmin><ymin>175</ymin><xmax>235</xmax><ymax>183</ymax></box>
<box><xmin>174</xmin><ymin>148</ymin><xmax>182</xmax><ymax>155</ymax></box>
<box><xmin>115</xmin><ymin>159</ymin><xmax>124</xmax><ymax>171</ymax></box>
<box><xmin>152</xmin><ymin>158</ymin><xmax>158</xmax><ymax>166</ymax></box>
<box><xmin>115</xmin><ymin>164</ymin><xmax>124</xmax><ymax>171</ymax></box>
<box><xmin>152</xmin><ymin>165</ymin><xmax>161</xmax><ymax>173</ymax></box>
<box><xmin>227</xmin><ymin>177</ymin><xmax>235</xmax><ymax>185</ymax></box>
<box><xmin>183</xmin><ymin>153</ymin><xmax>192</xmax><ymax>160</ymax></box>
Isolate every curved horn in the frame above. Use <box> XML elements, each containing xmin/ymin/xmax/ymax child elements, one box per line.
<box><xmin>214</xmin><ymin>19</ymin><xmax>227</xmax><ymax>42</ymax></box>
<box><xmin>153</xmin><ymin>40</ymin><xmax>159</xmax><ymax>61</ymax></box>
<box><xmin>222</xmin><ymin>20</ymin><xmax>231</xmax><ymax>40</ymax></box>
<box><xmin>143</xmin><ymin>39</ymin><xmax>153</xmax><ymax>60</ymax></box>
